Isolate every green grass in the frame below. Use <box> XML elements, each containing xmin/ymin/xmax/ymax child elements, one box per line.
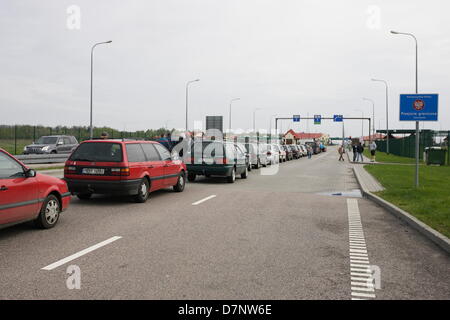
<box><xmin>363</xmin><ymin>149</ymin><xmax>423</xmax><ymax>164</ymax></box>
<box><xmin>365</xmin><ymin>164</ymin><xmax>450</xmax><ymax>238</ymax></box>
<box><xmin>0</xmin><ymin>139</ymin><xmax>32</xmax><ymax>155</ymax></box>
<box><xmin>34</xmin><ymin>166</ymin><xmax>65</xmax><ymax>171</ymax></box>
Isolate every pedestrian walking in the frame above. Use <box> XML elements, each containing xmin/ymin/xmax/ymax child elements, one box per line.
<box><xmin>338</xmin><ymin>145</ymin><xmax>345</xmax><ymax>161</ymax></box>
<box><xmin>307</xmin><ymin>145</ymin><xmax>312</xmax><ymax>159</ymax></box>
<box><xmin>356</xmin><ymin>143</ymin><xmax>364</xmax><ymax>162</ymax></box>
<box><xmin>369</xmin><ymin>141</ymin><xmax>377</xmax><ymax>162</ymax></box>
<box><xmin>352</xmin><ymin>144</ymin><xmax>358</xmax><ymax>162</ymax></box>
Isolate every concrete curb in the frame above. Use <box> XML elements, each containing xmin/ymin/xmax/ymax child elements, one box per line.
<box><xmin>353</xmin><ymin>166</ymin><xmax>450</xmax><ymax>255</ymax></box>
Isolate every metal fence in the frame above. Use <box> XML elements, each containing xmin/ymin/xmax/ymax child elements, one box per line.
<box><xmin>0</xmin><ymin>125</ymin><xmax>168</xmax><ymax>155</ymax></box>
<box><xmin>375</xmin><ymin>129</ymin><xmax>449</xmax><ymax>164</ymax></box>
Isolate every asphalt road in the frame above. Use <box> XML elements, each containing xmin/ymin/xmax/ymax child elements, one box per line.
<box><xmin>0</xmin><ymin>147</ymin><xmax>449</xmax><ymax>299</ymax></box>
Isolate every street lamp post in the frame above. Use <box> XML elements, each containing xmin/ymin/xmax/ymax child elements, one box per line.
<box><xmin>391</xmin><ymin>30</ymin><xmax>420</xmax><ymax>187</ymax></box>
<box><xmin>228</xmin><ymin>98</ymin><xmax>240</xmax><ymax>132</ymax></box>
<box><xmin>89</xmin><ymin>40</ymin><xmax>112</xmax><ymax>139</ymax></box>
<box><xmin>185</xmin><ymin>79</ymin><xmax>200</xmax><ymax>132</ymax></box>
<box><xmin>354</xmin><ymin>109</ymin><xmax>364</xmax><ymax>139</ymax></box>
<box><xmin>363</xmin><ymin>98</ymin><xmax>375</xmax><ymax>138</ymax></box>
<box><xmin>253</xmin><ymin>108</ymin><xmax>262</xmax><ymax>133</ymax></box>
<box><xmin>371</xmin><ymin>78</ymin><xmax>389</xmax><ymax>154</ymax></box>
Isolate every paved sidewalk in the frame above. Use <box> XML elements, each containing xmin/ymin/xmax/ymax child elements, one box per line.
<box><xmin>344</xmin><ymin>150</ymin><xmax>384</xmax><ymax>192</ymax></box>
<box><xmin>352</xmin><ymin>164</ymin><xmax>384</xmax><ymax>192</ymax></box>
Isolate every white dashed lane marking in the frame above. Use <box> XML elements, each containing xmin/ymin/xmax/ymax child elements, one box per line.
<box><xmin>41</xmin><ymin>236</ymin><xmax>122</xmax><ymax>271</ymax></box>
<box><xmin>192</xmin><ymin>195</ymin><xmax>217</xmax><ymax>206</ymax></box>
<box><xmin>347</xmin><ymin>199</ymin><xmax>376</xmax><ymax>300</ymax></box>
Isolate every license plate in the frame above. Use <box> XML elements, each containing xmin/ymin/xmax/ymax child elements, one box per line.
<box><xmin>82</xmin><ymin>168</ymin><xmax>104</xmax><ymax>175</ymax></box>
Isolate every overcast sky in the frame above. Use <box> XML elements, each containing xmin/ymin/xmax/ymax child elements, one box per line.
<box><xmin>1</xmin><ymin>0</ymin><xmax>449</xmax><ymax>138</ymax></box>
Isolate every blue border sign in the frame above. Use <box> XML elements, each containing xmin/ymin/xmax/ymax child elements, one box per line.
<box><xmin>400</xmin><ymin>94</ymin><xmax>438</xmax><ymax>121</ymax></box>
<box><xmin>333</xmin><ymin>114</ymin><xmax>343</xmax><ymax>122</ymax></box>
<box><xmin>314</xmin><ymin>115</ymin><xmax>321</xmax><ymax>125</ymax></box>
<box><xmin>293</xmin><ymin>115</ymin><xmax>300</xmax><ymax>122</ymax></box>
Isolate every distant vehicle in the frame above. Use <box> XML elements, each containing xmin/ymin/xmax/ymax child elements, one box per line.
<box><xmin>247</xmin><ymin>143</ymin><xmax>268</xmax><ymax>169</ymax></box>
<box><xmin>283</xmin><ymin>145</ymin><xmax>294</xmax><ymax>161</ymax></box>
<box><xmin>186</xmin><ymin>140</ymin><xmax>248</xmax><ymax>183</ymax></box>
<box><xmin>271</xmin><ymin>144</ymin><xmax>285</xmax><ymax>163</ymax></box>
<box><xmin>24</xmin><ymin>135</ymin><xmax>78</xmax><ymax>154</ymax></box>
<box><xmin>0</xmin><ymin>148</ymin><xmax>70</xmax><ymax>230</ymax></box>
<box><xmin>267</xmin><ymin>144</ymin><xmax>280</xmax><ymax>164</ymax></box>
<box><xmin>276</xmin><ymin>144</ymin><xmax>286</xmax><ymax>162</ymax></box>
<box><xmin>290</xmin><ymin>145</ymin><xmax>302</xmax><ymax>159</ymax></box>
<box><xmin>299</xmin><ymin>145</ymin><xmax>308</xmax><ymax>157</ymax></box>
<box><xmin>236</xmin><ymin>142</ymin><xmax>252</xmax><ymax>172</ymax></box>
<box><xmin>64</xmin><ymin>140</ymin><xmax>186</xmax><ymax>202</ymax></box>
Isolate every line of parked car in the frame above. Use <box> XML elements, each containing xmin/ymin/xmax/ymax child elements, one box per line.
<box><xmin>0</xmin><ymin>137</ymin><xmax>316</xmax><ymax>231</ymax></box>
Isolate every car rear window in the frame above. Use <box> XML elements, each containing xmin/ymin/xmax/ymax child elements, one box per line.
<box><xmin>70</xmin><ymin>142</ymin><xmax>123</xmax><ymax>162</ymax></box>
<box><xmin>192</xmin><ymin>142</ymin><xmax>225</xmax><ymax>158</ymax></box>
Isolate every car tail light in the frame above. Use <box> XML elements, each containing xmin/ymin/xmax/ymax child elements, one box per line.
<box><xmin>215</xmin><ymin>158</ymin><xmax>228</xmax><ymax>164</ymax></box>
<box><xmin>111</xmin><ymin>167</ymin><xmax>130</xmax><ymax>176</ymax></box>
<box><xmin>64</xmin><ymin>166</ymin><xmax>76</xmax><ymax>173</ymax></box>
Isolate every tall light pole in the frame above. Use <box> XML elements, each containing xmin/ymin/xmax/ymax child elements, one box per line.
<box><xmin>90</xmin><ymin>40</ymin><xmax>112</xmax><ymax>139</ymax></box>
<box><xmin>354</xmin><ymin>109</ymin><xmax>364</xmax><ymax>138</ymax></box>
<box><xmin>269</xmin><ymin>114</ymin><xmax>277</xmax><ymax>135</ymax></box>
<box><xmin>253</xmin><ymin>108</ymin><xmax>262</xmax><ymax>133</ymax></box>
<box><xmin>371</xmin><ymin>78</ymin><xmax>389</xmax><ymax>154</ymax></box>
<box><xmin>391</xmin><ymin>30</ymin><xmax>420</xmax><ymax>187</ymax></box>
<box><xmin>228</xmin><ymin>98</ymin><xmax>240</xmax><ymax>132</ymax></box>
<box><xmin>185</xmin><ymin>79</ymin><xmax>200</xmax><ymax>132</ymax></box>
<box><xmin>363</xmin><ymin>98</ymin><xmax>375</xmax><ymax>138</ymax></box>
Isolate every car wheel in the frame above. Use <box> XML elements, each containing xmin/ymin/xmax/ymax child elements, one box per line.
<box><xmin>173</xmin><ymin>171</ymin><xmax>186</xmax><ymax>192</ymax></box>
<box><xmin>241</xmin><ymin>166</ymin><xmax>248</xmax><ymax>179</ymax></box>
<box><xmin>188</xmin><ymin>172</ymin><xmax>196</xmax><ymax>182</ymax></box>
<box><xmin>134</xmin><ymin>178</ymin><xmax>150</xmax><ymax>203</ymax></box>
<box><xmin>34</xmin><ymin>194</ymin><xmax>60</xmax><ymax>229</ymax></box>
<box><xmin>77</xmin><ymin>193</ymin><xmax>92</xmax><ymax>200</ymax></box>
<box><xmin>51</xmin><ymin>150</ymin><xmax>57</xmax><ymax>154</ymax></box>
<box><xmin>227</xmin><ymin>167</ymin><xmax>236</xmax><ymax>183</ymax></box>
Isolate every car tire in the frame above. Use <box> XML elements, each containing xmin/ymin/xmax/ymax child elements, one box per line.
<box><xmin>51</xmin><ymin>150</ymin><xmax>57</xmax><ymax>154</ymax></box>
<box><xmin>34</xmin><ymin>194</ymin><xmax>60</xmax><ymax>229</ymax></box>
<box><xmin>77</xmin><ymin>193</ymin><xmax>92</xmax><ymax>200</ymax></box>
<box><xmin>227</xmin><ymin>168</ymin><xmax>236</xmax><ymax>183</ymax></box>
<box><xmin>188</xmin><ymin>172</ymin><xmax>196</xmax><ymax>182</ymax></box>
<box><xmin>173</xmin><ymin>171</ymin><xmax>186</xmax><ymax>192</ymax></box>
<box><xmin>134</xmin><ymin>178</ymin><xmax>150</xmax><ymax>203</ymax></box>
<box><xmin>241</xmin><ymin>166</ymin><xmax>248</xmax><ymax>179</ymax></box>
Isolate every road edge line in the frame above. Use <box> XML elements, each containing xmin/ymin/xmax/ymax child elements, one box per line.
<box><xmin>352</xmin><ymin>166</ymin><xmax>450</xmax><ymax>255</ymax></box>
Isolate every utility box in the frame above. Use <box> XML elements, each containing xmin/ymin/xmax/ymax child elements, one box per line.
<box><xmin>425</xmin><ymin>147</ymin><xmax>446</xmax><ymax>165</ymax></box>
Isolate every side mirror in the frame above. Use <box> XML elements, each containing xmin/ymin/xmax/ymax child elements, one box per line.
<box><xmin>25</xmin><ymin>168</ymin><xmax>36</xmax><ymax>178</ymax></box>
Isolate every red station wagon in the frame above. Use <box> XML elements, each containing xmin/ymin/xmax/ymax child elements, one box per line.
<box><xmin>64</xmin><ymin>140</ymin><xmax>186</xmax><ymax>202</ymax></box>
<box><xmin>0</xmin><ymin>148</ymin><xmax>71</xmax><ymax>229</ymax></box>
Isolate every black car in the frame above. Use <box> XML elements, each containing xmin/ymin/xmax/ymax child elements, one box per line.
<box><xmin>186</xmin><ymin>140</ymin><xmax>248</xmax><ymax>183</ymax></box>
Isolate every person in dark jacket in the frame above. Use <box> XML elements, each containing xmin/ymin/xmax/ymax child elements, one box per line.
<box><xmin>356</xmin><ymin>143</ymin><xmax>364</xmax><ymax>162</ymax></box>
<box><xmin>352</xmin><ymin>144</ymin><xmax>358</xmax><ymax>162</ymax></box>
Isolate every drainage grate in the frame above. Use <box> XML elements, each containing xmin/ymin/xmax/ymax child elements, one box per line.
<box><xmin>316</xmin><ymin>189</ymin><xmax>362</xmax><ymax>198</ymax></box>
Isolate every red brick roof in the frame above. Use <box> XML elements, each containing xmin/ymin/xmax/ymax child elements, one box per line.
<box><xmin>284</xmin><ymin>129</ymin><xmax>323</xmax><ymax>140</ymax></box>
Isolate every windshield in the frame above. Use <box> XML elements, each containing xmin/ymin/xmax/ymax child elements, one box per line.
<box><xmin>36</xmin><ymin>136</ymin><xmax>58</xmax><ymax>145</ymax></box>
<box><xmin>70</xmin><ymin>142</ymin><xmax>123</xmax><ymax>162</ymax></box>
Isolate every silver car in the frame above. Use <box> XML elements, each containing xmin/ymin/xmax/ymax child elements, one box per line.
<box><xmin>24</xmin><ymin>135</ymin><xmax>79</xmax><ymax>154</ymax></box>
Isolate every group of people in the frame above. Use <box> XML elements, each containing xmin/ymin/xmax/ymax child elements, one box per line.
<box><xmin>337</xmin><ymin>140</ymin><xmax>377</xmax><ymax>162</ymax></box>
